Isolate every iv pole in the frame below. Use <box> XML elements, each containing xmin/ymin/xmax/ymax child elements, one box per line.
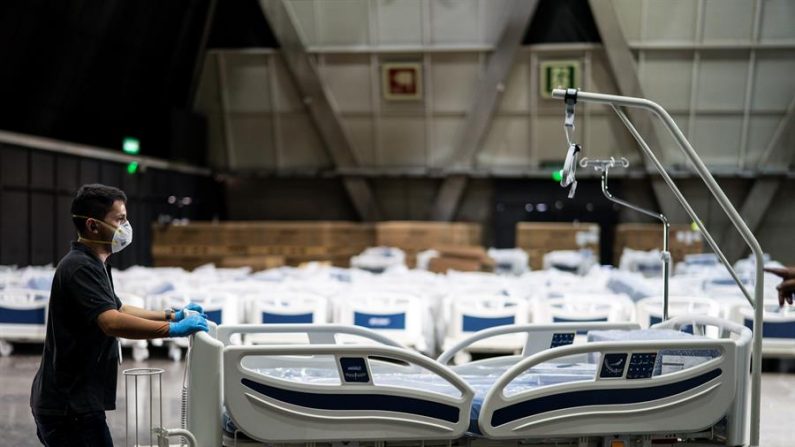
<box><xmin>552</xmin><ymin>88</ymin><xmax>765</xmax><ymax>447</ymax></box>
<box><xmin>580</xmin><ymin>156</ymin><xmax>671</xmax><ymax>320</ymax></box>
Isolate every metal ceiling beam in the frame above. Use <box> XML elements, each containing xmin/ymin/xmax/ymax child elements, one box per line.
<box><xmin>430</xmin><ymin>0</ymin><xmax>539</xmax><ymax>221</ymax></box>
<box><xmin>188</xmin><ymin>0</ymin><xmax>219</xmax><ymax>106</ymax></box>
<box><xmin>720</xmin><ymin>95</ymin><xmax>795</xmax><ymax>260</ymax></box>
<box><xmin>588</xmin><ymin>0</ymin><xmax>679</xmax><ymax>219</ymax></box>
<box><xmin>258</xmin><ymin>0</ymin><xmax>380</xmax><ymax>221</ymax></box>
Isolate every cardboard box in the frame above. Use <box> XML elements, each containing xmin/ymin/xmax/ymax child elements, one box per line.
<box><xmin>516</xmin><ymin>222</ymin><xmax>600</xmax><ymax>270</ymax></box>
<box><xmin>614</xmin><ymin>223</ymin><xmax>702</xmax><ymax>264</ymax></box>
<box><xmin>428</xmin><ymin>256</ymin><xmax>487</xmax><ymax>274</ymax></box>
<box><xmin>152</xmin><ymin>221</ymin><xmax>374</xmax><ymax>269</ymax></box>
<box><xmin>376</xmin><ymin>221</ymin><xmax>482</xmax><ymax>267</ymax></box>
<box><xmin>152</xmin><ymin>255</ymin><xmax>223</xmax><ymax>270</ymax></box>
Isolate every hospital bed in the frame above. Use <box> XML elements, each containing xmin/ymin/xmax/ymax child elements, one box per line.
<box><xmin>487</xmin><ymin>248</ymin><xmax>530</xmax><ymax>276</ymax></box>
<box><xmin>531</xmin><ymin>292</ymin><xmax>636</xmax><ymax>325</ymax></box>
<box><xmin>350</xmin><ymin>246</ymin><xmax>407</xmax><ymax>273</ymax></box>
<box><xmin>619</xmin><ymin>248</ymin><xmax>665</xmax><ymax>277</ymax></box>
<box><xmin>239</xmin><ymin>290</ymin><xmax>329</xmax><ymax>347</ymax></box>
<box><xmin>636</xmin><ymin>295</ymin><xmax>721</xmax><ymax>336</ymax></box>
<box><xmin>440</xmin><ymin>293</ymin><xmax>529</xmax><ymax>362</ymax></box>
<box><xmin>333</xmin><ymin>291</ymin><xmax>429</xmax><ymax>354</ymax></box>
<box><xmin>0</xmin><ymin>288</ymin><xmax>49</xmax><ymax>356</ymax></box>
<box><xmin>725</xmin><ymin>299</ymin><xmax>795</xmax><ymax>358</ymax></box>
<box><xmin>184</xmin><ymin>315</ymin><xmax>751</xmax><ymax>446</ymax></box>
<box><xmin>542</xmin><ymin>250</ymin><xmax>596</xmax><ymax>275</ymax></box>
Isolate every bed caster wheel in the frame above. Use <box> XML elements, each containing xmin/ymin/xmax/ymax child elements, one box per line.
<box><xmin>133</xmin><ymin>346</ymin><xmax>149</xmax><ymax>362</ymax></box>
<box><xmin>168</xmin><ymin>345</ymin><xmax>182</xmax><ymax>362</ymax></box>
<box><xmin>0</xmin><ymin>340</ymin><xmax>12</xmax><ymax>357</ymax></box>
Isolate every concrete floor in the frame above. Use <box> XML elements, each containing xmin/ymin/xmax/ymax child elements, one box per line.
<box><xmin>2</xmin><ymin>345</ymin><xmax>795</xmax><ymax>446</ymax></box>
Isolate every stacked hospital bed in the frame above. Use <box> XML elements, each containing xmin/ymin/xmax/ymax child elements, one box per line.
<box><xmin>2</xmin><ymin>251</ymin><xmax>792</xmax><ymax>364</ymax></box>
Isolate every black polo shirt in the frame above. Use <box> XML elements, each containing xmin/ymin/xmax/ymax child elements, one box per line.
<box><xmin>30</xmin><ymin>241</ymin><xmax>122</xmax><ymax>415</ymax></box>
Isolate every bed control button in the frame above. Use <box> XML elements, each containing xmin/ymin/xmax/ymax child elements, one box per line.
<box><xmin>550</xmin><ymin>332</ymin><xmax>575</xmax><ymax>348</ymax></box>
<box><xmin>627</xmin><ymin>353</ymin><xmax>657</xmax><ymax>379</ymax></box>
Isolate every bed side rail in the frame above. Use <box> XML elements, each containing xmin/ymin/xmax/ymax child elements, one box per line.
<box><xmin>479</xmin><ymin>337</ymin><xmax>738</xmax><ymax>439</ymax></box>
<box><xmin>223</xmin><ymin>344</ymin><xmax>474</xmax><ymax>442</ymax></box>
<box><xmin>216</xmin><ymin>323</ymin><xmax>405</xmax><ymax>348</ymax></box>
<box><xmin>437</xmin><ymin>322</ymin><xmax>640</xmax><ymax>365</ymax></box>
<box><xmin>652</xmin><ymin>314</ymin><xmax>752</xmax><ymax>344</ymax></box>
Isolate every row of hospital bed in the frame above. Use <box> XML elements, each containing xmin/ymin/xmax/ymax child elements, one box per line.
<box><xmin>1</xmin><ymin>251</ymin><xmax>792</xmax><ymax>362</ymax></box>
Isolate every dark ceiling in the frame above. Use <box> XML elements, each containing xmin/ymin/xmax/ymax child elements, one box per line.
<box><xmin>0</xmin><ymin>0</ymin><xmax>597</xmax><ymax>164</ymax></box>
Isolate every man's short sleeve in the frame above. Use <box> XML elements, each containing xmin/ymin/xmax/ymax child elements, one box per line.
<box><xmin>69</xmin><ymin>266</ymin><xmax>120</xmax><ymax>323</ymax></box>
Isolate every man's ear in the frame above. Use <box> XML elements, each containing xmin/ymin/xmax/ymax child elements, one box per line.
<box><xmin>87</xmin><ymin>219</ymin><xmax>100</xmax><ymax>235</ymax></box>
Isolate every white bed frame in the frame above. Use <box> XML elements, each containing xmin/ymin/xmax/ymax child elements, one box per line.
<box><xmin>185</xmin><ymin>316</ymin><xmax>751</xmax><ymax>446</ymax></box>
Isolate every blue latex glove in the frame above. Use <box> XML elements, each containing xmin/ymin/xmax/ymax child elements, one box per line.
<box><xmin>175</xmin><ymin>303</ymin><xmax>205</xmax><ymax>321</ymax></box>
<box><xmin>169</xmin><ymin>314</ymin><xmax>208</xmax><ymax>337</ymax></box>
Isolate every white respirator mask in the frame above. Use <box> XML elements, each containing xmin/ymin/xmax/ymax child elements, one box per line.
<box><xmin>74</xmin><ymin>215</ymin><xmax>134</xmax><ymax>253</ymax></box>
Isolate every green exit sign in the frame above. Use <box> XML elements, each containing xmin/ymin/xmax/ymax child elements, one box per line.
<box><xmin>122</xmin><ymin>137</ymin><xmax>140</xmax><ymax>154</ymax></box>
<box><xmin>540</xmin><ymin>60</ymin><xmax>581</xmax><ymax>98</ymax></box>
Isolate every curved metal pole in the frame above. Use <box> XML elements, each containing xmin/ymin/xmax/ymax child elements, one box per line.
<box><xmin>602</xmin><ymin>169</ymin><xmax>671</xmax><ymax>320</ymax></box>
<box><xmin>553</xmin><ymin>88</ymin><xmax>765</xmax><ymax>447</ymax></box>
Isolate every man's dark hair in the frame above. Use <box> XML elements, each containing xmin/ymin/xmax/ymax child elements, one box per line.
<box><xmin>71</xmin><ymin>184</ymin><xmax>127</xmax><ymax>234</ymax></box>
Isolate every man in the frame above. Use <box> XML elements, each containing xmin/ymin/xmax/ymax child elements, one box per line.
<box><xmin>30</xmin><ymin>184</ymin><xmax>208</xmax><ymax>447</ymax></box>
<box><xmin>765</xmin><ymin>266</ymin><xmax>795</xmax><ymax>306</ymax></box>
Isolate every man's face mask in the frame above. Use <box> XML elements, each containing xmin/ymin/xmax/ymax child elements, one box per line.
<box><xmin>73</xmin><ymin>215</ymin><xmax>133</xmax><ymax>253</ymax></box>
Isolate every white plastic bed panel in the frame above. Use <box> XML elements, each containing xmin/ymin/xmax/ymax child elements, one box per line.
<box><xmin>244</xmin><ymin>292</ymin><xmax>329</xmax><ymax>345</ymax></box>
<box><xmin>441</xmin><ymin>294</ymin><xmax>529</xmax><ymax>356</ymax></box>
<box><xmin>532</xmin><ymin>293</ymin><xmax>636</xmax><ymax>325</ymax></box>
<box><xmin>727</xmin><ymin>298</ymin><xmax>795</xmax><ymax>357</ymax></box>
<box><xmin>0</xmin><ymin>288</ymin><xmax>49</xmax><ymax>343</ymax></box>
<box><xmin>333</xmin><ymin>292</ymin><xmax>429</xmax><ymax>353</ymax></box>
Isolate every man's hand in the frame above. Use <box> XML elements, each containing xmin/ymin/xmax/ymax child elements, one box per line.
<box><xmin>764</xmin><ymin>267</ymin><xmax>795</xmax><ymax>306</ymax></box>
<box><xmin>169</xmin><ymin>314</ymin><xmax>208</xmax><ymax>337</ymax></box>
<box><xmin>175</xmin><ymin>303</ymin><xmax>206</xmax><ymax>321</ymax></box>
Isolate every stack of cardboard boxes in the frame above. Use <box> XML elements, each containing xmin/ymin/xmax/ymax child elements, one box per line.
<box><xmin>613</xmin><ymin>223</ymin><xmax>703</xmax><ymax>264</ymax></box>
<box><xmin>152</xmin><ymin>221</ymin><xmax>374</xmax><ymax>270</ymax></box>
<box><xmin>515</xmin><ymin>222</ymin><xmax>600</xmax><ymax>270</ymax></box>
<box><xmin>426</xmin><ymin>246</ymin><xmax>495</xmax><ymax>274</ymax></box>
<box><xmin>374</xmin><ymin>221</ymin><xmax>483</xmax><ymax>268</ymax></box>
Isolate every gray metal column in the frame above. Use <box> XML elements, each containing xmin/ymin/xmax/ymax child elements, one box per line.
<box><xmin>588</xmin><ymin>0</ymin><xmax>673</xmax><ymax>218</ymax></box>
<box><xmin>430</xmin><ymin>0</ymin><xmax>539</xmax><ymax>221</ymax></box>
<box><xmin>720</xmin><ymin>95</ymin><xmax>795</xmax><ymax>260</ymax></box>
<box><xmin>258</xmin><ymin>0</ymin><xmax>380</xmax><ymax>221</ymax></box>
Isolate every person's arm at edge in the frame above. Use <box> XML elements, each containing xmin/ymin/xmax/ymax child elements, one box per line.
<box><xmin>119</xmin><ymin>303</ymin><xmax>172</xmax><ymax>322</ymax></box>
<box><xmin>97</xmin><ymin>309</ymin><xmax>170</xmax><ymax>339</ymax></box>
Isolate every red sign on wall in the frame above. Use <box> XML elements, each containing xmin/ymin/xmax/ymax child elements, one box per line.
<box><xmin>382</xmin><ymin>63</ymin><xmax>422</xmax><ymax>101</ymax></box>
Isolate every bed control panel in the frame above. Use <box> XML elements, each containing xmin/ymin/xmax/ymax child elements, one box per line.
<box><xmin>599</xmin><ymin>353</ymin><xmax>627</xmax><ymax>378</ymax></box>
<box><xmin>626</xmin><ymin>353</ymin><xmax>657</xmax><ymax>379</ymax></box>
<box><xmin>550</xmin><ymin>332</ymin><xmax>576</xmax><ymax>348</ymax></box>
<box><xmin>339</xmin><ymin>357</ymin><xmax>371</xmax><ymax>383</ymax></box>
